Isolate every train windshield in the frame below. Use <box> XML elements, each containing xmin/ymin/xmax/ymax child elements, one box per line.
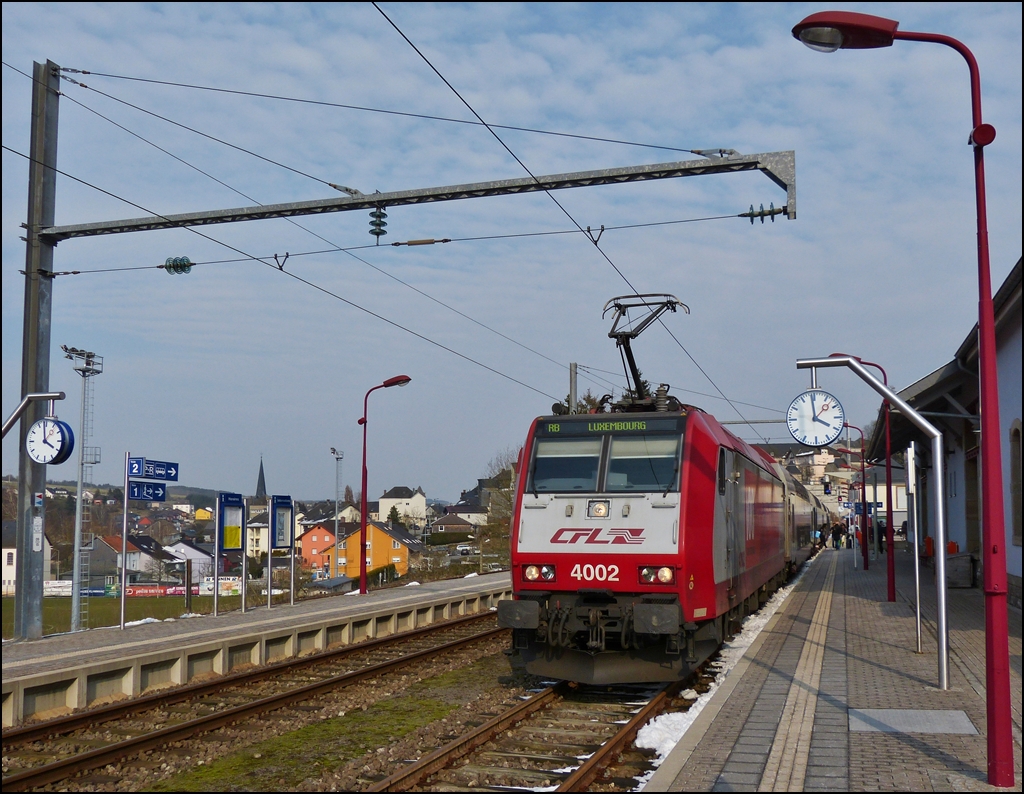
<box><xmin>606</xmin><ymin>436</ymin><xmax>680</xmax><ymax>491</ymax></box>
<box><xmin>530</xmin><ymin>438</ymin><xmax>602</xmax><ymax>492</ymax></box>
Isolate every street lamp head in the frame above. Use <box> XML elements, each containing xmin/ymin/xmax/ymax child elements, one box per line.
<box><xmin>383</xmin><ymin>374</ymin><xmax>412</xmax><ymax>388</ymax></box>
<box><xmin>792</xmin><ymin>11</ymin><xmax>899</xmax><ymax>52</ymax></box>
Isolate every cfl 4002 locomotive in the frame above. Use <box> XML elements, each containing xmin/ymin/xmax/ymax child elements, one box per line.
<box><xmin>497</xmin><ymin>296</ymin><xmax>827</xmax><ymax>684</ymax></box>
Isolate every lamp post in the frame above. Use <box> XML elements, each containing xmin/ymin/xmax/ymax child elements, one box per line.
<box><xmin>793</xmin><ymin>13</ymin><xmax>1011</xmax><ymax>785</ymax></box>
<box><xmin>358</xmin><ymin>375</ymin><xmax>412</xmax><ymax>594</ymax></box>
<box><xmin>330</xmin><ymin>447</ymin><xmax>343</xmax><ymax>579</ymax></box>
<box><xmin>833</xmin><ymin>354</ymin><xmax>894</xmax><ymax>600</ymax></box>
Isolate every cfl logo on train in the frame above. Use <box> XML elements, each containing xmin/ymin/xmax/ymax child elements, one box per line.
<box><xmin>549</xmin><ymin>527</ymin><xmax>645</xmax><ymax>545</ymax></box>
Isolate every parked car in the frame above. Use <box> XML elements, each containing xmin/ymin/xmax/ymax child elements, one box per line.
<box><xmin>457</xmin><ymin>544</ymin><xmax>473</xmax><ymax>555</ymax></box>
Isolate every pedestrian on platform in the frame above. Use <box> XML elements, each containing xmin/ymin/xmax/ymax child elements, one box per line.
<box><xmin>831</xmin><ymin>523</ymin><xmax>842</xmax><ymax>549</ymax></box>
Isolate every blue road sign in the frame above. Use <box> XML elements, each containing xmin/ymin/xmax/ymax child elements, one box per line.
<box><xmin>143</xmin><ymin>459</ymin><xmax>179</xmax><ymax>481</ymax></box>
<box><xmin>842</xmin><ymin>502</ymin><xmax>853</xmax><ymax>509</ymax></box>
<box><xmin>129</xmin><ymin>480</ymin><xmax>166</xmax><ymax>501</ymax></box>
<box><xmin>128</xmin><ymin>457</ymin><xmax>144</xmax><ymax>477</ymax></box>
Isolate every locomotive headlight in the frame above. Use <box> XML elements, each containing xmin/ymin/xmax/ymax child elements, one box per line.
<box><xmin>524</xmin><ymin>565</ymin><xmax>555</xmax><ymax>582</ymax></box>
<box><xmin>587</xmin><ymin>499</ymin><xmax>610</xmax><ymax>518</ymax></box>
<box><xmin>640</xmin><ymin>566</ymin><xmax>675</xmax><ymax>584</ymax></box>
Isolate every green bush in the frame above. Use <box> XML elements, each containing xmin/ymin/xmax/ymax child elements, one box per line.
<box><xmin>424</xmin><ymin>531</ymin><xmax>473</xmax><ymax>546</ymax></box>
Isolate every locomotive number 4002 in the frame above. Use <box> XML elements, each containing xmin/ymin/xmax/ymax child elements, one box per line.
<box><xmin>570</xmin><ymin>563</ymin><xmax>620</xmax><ymax>582</ymax></box>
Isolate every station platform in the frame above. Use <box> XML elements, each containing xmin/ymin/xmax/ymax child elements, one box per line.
<box><xmin>2</xmin><ymin>572</ymin><xmax>511</xmax><ymax>727</ymax></box>
<box><xmin>643</xmin><ymin>546</ymin><xmax>1023</xmax><ymax>792</ymax></box>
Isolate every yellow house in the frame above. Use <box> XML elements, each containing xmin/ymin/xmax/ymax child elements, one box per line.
<box><xmin>330</xmin><ymin>520</ymin><xmax>423</xmax><ymax>579</ymax></box>
<box><xmin>195</xmin><ymin>507</ymin><xmax>213</xmax><ymax>521</ymax></box>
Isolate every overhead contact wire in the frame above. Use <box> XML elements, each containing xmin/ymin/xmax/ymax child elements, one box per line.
<box><xmin>1</xmin><ymin>145</ymin><xmax>559</xmax><ymax>402</ymax></box>
<box><xmin>373</xmin><ymin>5</ymin><xmax>768</xmax><ymax>441</ymax></box>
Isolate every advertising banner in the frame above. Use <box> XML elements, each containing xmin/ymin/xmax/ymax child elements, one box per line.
<box><xmin>270</xmin><ymin>495</ymin><xmax>293</xmax><ymax>549</ymax></box>
<box><xmin>218</xmin><ymin>492</ymin><xmax>245</xmax><ymax>551</ymax></box>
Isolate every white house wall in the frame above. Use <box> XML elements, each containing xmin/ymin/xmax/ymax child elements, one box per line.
<box><xmin>998</xmin><ymin>311</ymin><xmax>1022</xmax><ymax>582</ymax></box>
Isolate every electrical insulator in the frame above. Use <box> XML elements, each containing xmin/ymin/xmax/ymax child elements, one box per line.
<box><xmin>369</xmin><ymin>207</ymin><xmax>388</xmax><ymax>243</ymax></box>
<box><xmin>163</xmin><ymin>256</ymin><xmax>192</xmax><ymax>274</ymax></box>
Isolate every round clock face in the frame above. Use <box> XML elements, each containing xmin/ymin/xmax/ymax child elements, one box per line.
<box><xmin>25</xmin><ymin>418</ymin><xmax>75</xmax><ymax>465</ymax></box>
<box><xmin>786</xmin><ymin>390</ymin><xmax>845</xmax><ymax>447</ymax></box>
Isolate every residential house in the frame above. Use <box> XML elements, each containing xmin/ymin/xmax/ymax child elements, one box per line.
<box><xmin>333</xmin><ymin>520</ymin><xmax>424</xmax><ymax>579</ymax></box>
<box><xmin>165</xmin><ymin>538</ymin><xmax>214</xmax><ymax>580</ymax></box>
<box><xmin>130</xmin><ymin>534</ymin><xmax>183</xmax><ymax>582</ymax></box>
<box><xmin>868</xmin><ymin>257</ymin><xmax>1022</xmax><ymax>606</ymax></box>
<box><xmin>194</xmin><ymin>507</ymin><xmax>213</xmax><ymax>522</ymax></box>
<box><xmin>296</xmin><ymin>523</ymin><xmax>340</xmax><ymax>578</ymax></box>
<box><xmin>98</xmin><ymin>535</ymin><xmax>143</xmax><ymax>584</ymax></box>
<box><xmin>428</xmin><ymin>513</ymin><xmax>474</xmax><ymax>536</ymax></box>
<box><xmin>444</xmin><ymin>503</ymin><xmax>488</xmax><ymax>527</ymax></box>
<box><xmin>2</xmin><ymin>520</ymin><xmax>53</xmax><ymax>596</ymax></box>
<box><xmin>298</xmin><ymin>500</ymin><xmax>360</xmax><ymax>529</ymax></box>
<box><xmin>247</xmin><ymin>510</ymin><xmax>270</xmax><ymax>558</ymax></box>
<box><xmin>378</xmin><ymin>486</ymin><xmax>427</xmax><ymax>529</ymax></box>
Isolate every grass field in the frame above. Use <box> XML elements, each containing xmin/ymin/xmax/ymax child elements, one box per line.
<box><xmin>0</xmin><ymin>593</ymin><xmax>291</xmax><ymax>639</ymax></box>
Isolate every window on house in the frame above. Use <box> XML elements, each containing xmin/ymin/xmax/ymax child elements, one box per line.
<box><xmin>392</xmin><ymin>557</ymin><xmax>401</xmax><ymax>563</ymax></box>
<box><xmin>6</xmin><ymin>552</ymin><xmax>12</xmax><ymax>566</ymax></box>
<box><xmin>392</xmin><ymin>540</ymin><xmax>401</xmax><ymax>549</ymax></box>
<box><xmin>340</xmin><ymin>540</ymin><xmax>346</xmax><ymax>549</ymax></box>
<box><xmin>340</xmin><ymin>557</ymin><xmax>347</xmax><ymax>565</ymax></box>
<box><xmin>311</xmin><ymin>548</ymin><xmax>318</xmax><ymax>555</ymax></box>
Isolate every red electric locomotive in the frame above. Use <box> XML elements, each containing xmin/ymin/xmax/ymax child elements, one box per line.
<box><xmin>497</xmin><ymin>296</ymin><xmax>825</xmax><ymax>684</ymax></box>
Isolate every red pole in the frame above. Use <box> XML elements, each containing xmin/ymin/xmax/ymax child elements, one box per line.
<box><xmin>793</xmin><ymin>17</ymin><xmax>1012</xmax><ymax>781</ymax></box>
<box><xmin>358</xmin><ymin>375</ymin><xmax>412</xmax><ymax>596</ymax></box>
<box><xmin>892</xmin><ymin>30</ymin><xmax>1012</xmax><ymax>786</ymax></box>
<box><xmin>358</xmin><ymin>388</ymin><xmax>371</xmax><ymax>595</ymax></box>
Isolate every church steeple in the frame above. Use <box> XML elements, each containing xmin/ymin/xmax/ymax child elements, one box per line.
<box><xmin>255</xmin><ymin>457</ymin><xmax>267</xmax><ymax>501</ymax></box>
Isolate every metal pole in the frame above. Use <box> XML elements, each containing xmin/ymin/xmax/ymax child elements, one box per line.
<box><xmin>569</xmin><ymin>363</ymin><xmax>577</xmax><ymax>414</ymax></box>
<box><xmin>884</xmin><ymin>403</ymin><xmax>895</xmax><ymax>601</ymax></box>
<box><xmin>873</xmin><ymin>469</ymin><xmax>880</xmax><ymax>559</ymax></box>
<box><xmin>267</xmin><ymin>542</ymin><xmax>272</xmax><ymax>611</ymax></box>
<box><xmin>861</xmin><ymin>457</ymin><xmax>869</xmax><ymax>571</ymax></box>
<box><xmin>15</xmin><ymin>60</ymin><xmax>61</xmax><ymax>641</ymax></box>
<box><xmin>213</xmin><ymin>497</ymin><xmax>220</xmax><ymax>618</ymax></box>
<box><xmin>71</xmin><ymin>373</ymin><xmax>88</xmax><ymax>631</ymax></box>
<box><xmin>909</xmin><ymin>442</ymin><xmax>922</xmax><ymax>654</ymax></box>
<box><xmin>241</xmin><ymin>498</ymin><xmax>248</xmax><ymax>614</ymax></box>
<box><xmin>119</xmin><ymin>452</ymin><xmax>128</xmax><ymax>630</ymax></box>
<box><xmin>798</xmin><ymin>355</ymin><xmax>949</xmax><ymax>688</ymax></box>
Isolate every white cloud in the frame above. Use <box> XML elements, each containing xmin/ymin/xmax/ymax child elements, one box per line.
<box><xmin>3</xmin><ymin>2</ymin><xmax>1020</xmax><ymax>500</ymax></box>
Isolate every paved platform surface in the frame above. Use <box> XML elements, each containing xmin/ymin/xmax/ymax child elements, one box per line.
<box><xmin>1</xmin><ymin>572</ymin><xmax>509</xmax><ymax>679</ymax></box>
<box><xmin>644</xmin><ymin>546</ymin><xmax>1023</xmax><ymax>792</ymax></box>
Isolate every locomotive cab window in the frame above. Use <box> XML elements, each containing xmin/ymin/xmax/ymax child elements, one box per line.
<box><xmin>605</xmin><ymin>436</ymin><xmax>680</xmax><ymax>492</ymax></box>
<box><xmin>529</xmin><ymin>438</ymin><xmax>602</xmax><ymax>492</ymax></box>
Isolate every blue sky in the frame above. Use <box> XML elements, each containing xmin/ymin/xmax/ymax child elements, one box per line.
<box><xmin>3</xmin><ymin>2</ymin><xmax>1021</xmax><ymax>502</ymax></box>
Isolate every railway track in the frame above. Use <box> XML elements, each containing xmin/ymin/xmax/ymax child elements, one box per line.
<box><xmin>1</xmin><ymin>612</ymin><xmax>505</xmax><ymax>791</ymax></box>
<box><xmin>365</xmin><ymin>676</ymin><xmax>701</xmax><ymax>792</ymax></box>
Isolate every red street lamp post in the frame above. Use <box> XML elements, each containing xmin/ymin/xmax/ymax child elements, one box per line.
<box><xmin>358</xmin><ymin>375</ymin><xmax>412</xmax><ymax>595</ymax></box>
<box><xmin>833</xmin><ymin>354</ymin><xmax>895</xmax><ymax>601</ymax></box>
<box><xmin>793</xmin><ymin>12</ymin><xmax>1012</xmax><ymax>786</ymax></box>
